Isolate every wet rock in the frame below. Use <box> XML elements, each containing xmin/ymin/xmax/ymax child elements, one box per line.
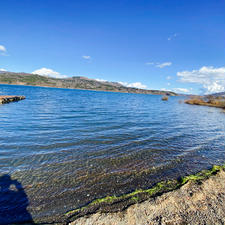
<box><xmin>0</xmin><ymin>95</ymin><xmax>25</xmax><ymax>104</ymax></box>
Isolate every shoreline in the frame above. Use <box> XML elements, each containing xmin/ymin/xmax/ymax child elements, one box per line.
<box><xmin>69</xmin><ymin>165</ymin><xmax>225</xmax><ymax>225</ymax></box>
<box><xmin>14</xmin><ymin>164</ymin><xmax>225</xmax><ymax>224</ymax></box>
<box><xmin>63</xmin><ymin>165</ymin><xmax>225</xmax><ymax>224</ymax></box>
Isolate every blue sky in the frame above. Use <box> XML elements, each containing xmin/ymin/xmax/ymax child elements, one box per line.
<box><xmin>0</xmin><ymin>0</ymin><xmax>225</xmax><ymax>94</ymax></box>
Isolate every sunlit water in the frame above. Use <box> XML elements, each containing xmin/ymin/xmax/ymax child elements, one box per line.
<box><xmin>0</xmin><ymin>84</ymin><xmax>225</xmax><ymax>222</ymax></box>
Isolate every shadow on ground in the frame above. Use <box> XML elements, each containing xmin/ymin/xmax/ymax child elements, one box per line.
<box><xmin>0</xmin><ymin>174</ymin><xmax>34</xmax><ymax>224</ymax></box>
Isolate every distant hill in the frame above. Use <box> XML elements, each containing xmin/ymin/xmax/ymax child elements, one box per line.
<box><xmin>0</xmin><ymin>72</ymin><xmax>177</xmax><ymax>96</ymax></box>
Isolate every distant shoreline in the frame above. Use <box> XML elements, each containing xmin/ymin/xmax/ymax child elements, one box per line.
<box><xmin>0</xmin><ymin>82</ymin><xmax>168</xmax><ymax>95</ymax></box>
<box><xmin>0</xmin><ymin>82</ymin><xmax>179</xmax><ymax>96</ymax></box>
<box><xmin>0</xmin><ymin>72</ymin><xmax>178</xmax><ymax>96</ymax></box>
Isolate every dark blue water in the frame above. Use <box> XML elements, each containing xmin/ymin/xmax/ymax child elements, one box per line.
<box><xmin>0</xmin><ymin>84</ymin><xmax>225</xmax><ymax>223</ymax></box>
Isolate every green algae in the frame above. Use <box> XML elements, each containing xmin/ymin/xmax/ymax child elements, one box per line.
<box><xmin>130</xmin><ymin>196</ymin><xmax>139</xmax><ymax>202</ymax></box>
<box><xmin>65</xmin><ymin>164</ymin><xmax>225</xmax><ymax>218</ymax></box>
<box><xmin>181</xmin><ymin>165</ymin><xmax>225</xmax><ymax>185</ymax></box>
<box><xmin>90</xmin><ymin>195</ymin><xmax>118</xmax><ymax>205</ymax></box>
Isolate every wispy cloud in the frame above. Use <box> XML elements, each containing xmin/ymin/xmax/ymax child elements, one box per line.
<box><xmin>166</xmin><ymin>76</ymin><xmax>172</xmax><ymax>80</ymax></box>
<box><xmin>146</xmin><ymin>62</ymin><xmax>172</xmax><ymax>68</ymax></box>
<box><xmin>156</xmin><ymin>62</ymin><xmax>172</xmax><ymax>68</ymax></box>
<box><xmin>32</xmin><ymin>68</ymin><xmax>68</xmax><ymax>79</ymax></box>
<box><xmin>82</xmin><ymin>55</ymin><xmax>91</xmax><ymax>60</ymax></box>
<box><xmin>168</xmin><ymin>33</ymin><xmax>178</xmax><ymax>41</ymax></box>
<box><xmin>0</xmin><ymin>68</ymin><xmax>7</xmax><ymax>72</ymax></box>
<box><xmin>177</xmin><ymin>66</ymin><xmax>225</xmax><ymax>94</ymax></box>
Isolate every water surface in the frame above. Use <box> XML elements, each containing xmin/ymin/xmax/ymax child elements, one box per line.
<box><xmin>0</xmin><ymin>84</ymin><xmax>225</xmax><ymax>222</ymax></box>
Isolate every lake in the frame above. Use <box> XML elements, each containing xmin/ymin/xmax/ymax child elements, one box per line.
<box><xmin>0</xmin><ymin>84</ymin><xmax>225</xmax><ymax>223</ymax></box>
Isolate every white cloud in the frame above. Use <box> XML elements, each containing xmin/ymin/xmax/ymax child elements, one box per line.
<box><xmin>95</xmin><ymin>78</ymin><xmax>107</xmax><ymax>82</ymax></box>
<box><xmin>128</xmin><ymin>82</ymin><xmax>147</xmax><ymax>89</ymax></box>
<box><xmin>166</xmin><ymin>76</ymin><xmax>172</xmax><ymax>80</ymax></box>
<box><xmin>82</xmin><ymin>55</ymin><xmax>91</xmax><ymax>60</ymax></box>
<box><xmin>173</xmin><ymin>88</ymin><xmax>190</xmax><ymax>93</ymax></box>
<box><xmin>95</xmin><ymin>78</ymin><xmax>147</xmax><ymax>89</ymax></box>
<box><xmin>156</xmin><ymin>62</ymin><xmax>172</xmax><ymax>68</ymax></box>
<box><xmin>119</xmin><ymin>81</ymin><xmax>147</xmax><ymax>89</ymax></box>
<box><xmin>146</xmin><ymin>62</ymin><xmax>172</xmax><ymax>68</ymax></box>
<box><xmin>177</xmin><ymin>66</ymin><xmax>225</xmax><ymax>94</ymax></box>
<box><xmin>0</xmin><ymin>45</ymin><xmax>6</xmax><ymax>52</ymax></box>
<box><xmin>0</xmin><ymin>68</ymin><xmax>7</xmax><ymax>72</ymax></box>
<box><xmin>32</xmin><ymin>68</ymin><xmax>67</xmax><ymax>79</ymax></box>
<box><xmin>204</xmin><ymin>82</ymin><xmax>225</xmax><ymax>93</ymax></box>
<box><xmin>0</xmin><ymin>45</ymin><xmax>8</xmax><ymax>56</ymax></box>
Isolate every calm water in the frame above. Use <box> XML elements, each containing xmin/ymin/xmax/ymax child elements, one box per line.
<box><xmin>0</xmin><ymin>84</ymin><xmax>225</xmax><ymax>223</ymax></box>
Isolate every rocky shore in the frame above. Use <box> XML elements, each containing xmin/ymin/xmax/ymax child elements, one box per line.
<box><xmin>69</xmin><ymin>166</ymin><xmax>225</xmax><ymax>225</ymax></box>
<box><xmin>0</xmin><ymin>95</ymin><xmax>25</xmax><ymax>104</ymax></box>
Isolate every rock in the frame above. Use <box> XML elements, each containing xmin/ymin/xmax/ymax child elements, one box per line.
<box><xmin>161</xmin><ymin>95</ymin><xmax>169</xmax><ymax>101</ymax></box>
<box><xmin>0</xmin><ymin>96</ymin><xmax>25</xmax><ymax>104</ymax></box>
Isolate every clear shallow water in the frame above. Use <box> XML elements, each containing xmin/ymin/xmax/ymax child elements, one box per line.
<box><xmin>0</xmin><ymin>84</ymin><xmax>225</xmax><ymax>222</ymax></box>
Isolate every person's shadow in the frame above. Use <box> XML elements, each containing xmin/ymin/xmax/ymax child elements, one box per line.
<box><xmin>0</xmin><ymin>174</ymin><xmax>34</xmax><ymax>224</ymax></box>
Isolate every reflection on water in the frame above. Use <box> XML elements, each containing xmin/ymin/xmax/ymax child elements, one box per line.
<box><xmin>0</xmin><ymin>84</ymin><xmax>225</xmax><ymax>223</ymax></box>
<box><xmin>0</xmin><ymin>174</ymin><xmax>33</xmax><ymax>224</ymax></box>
